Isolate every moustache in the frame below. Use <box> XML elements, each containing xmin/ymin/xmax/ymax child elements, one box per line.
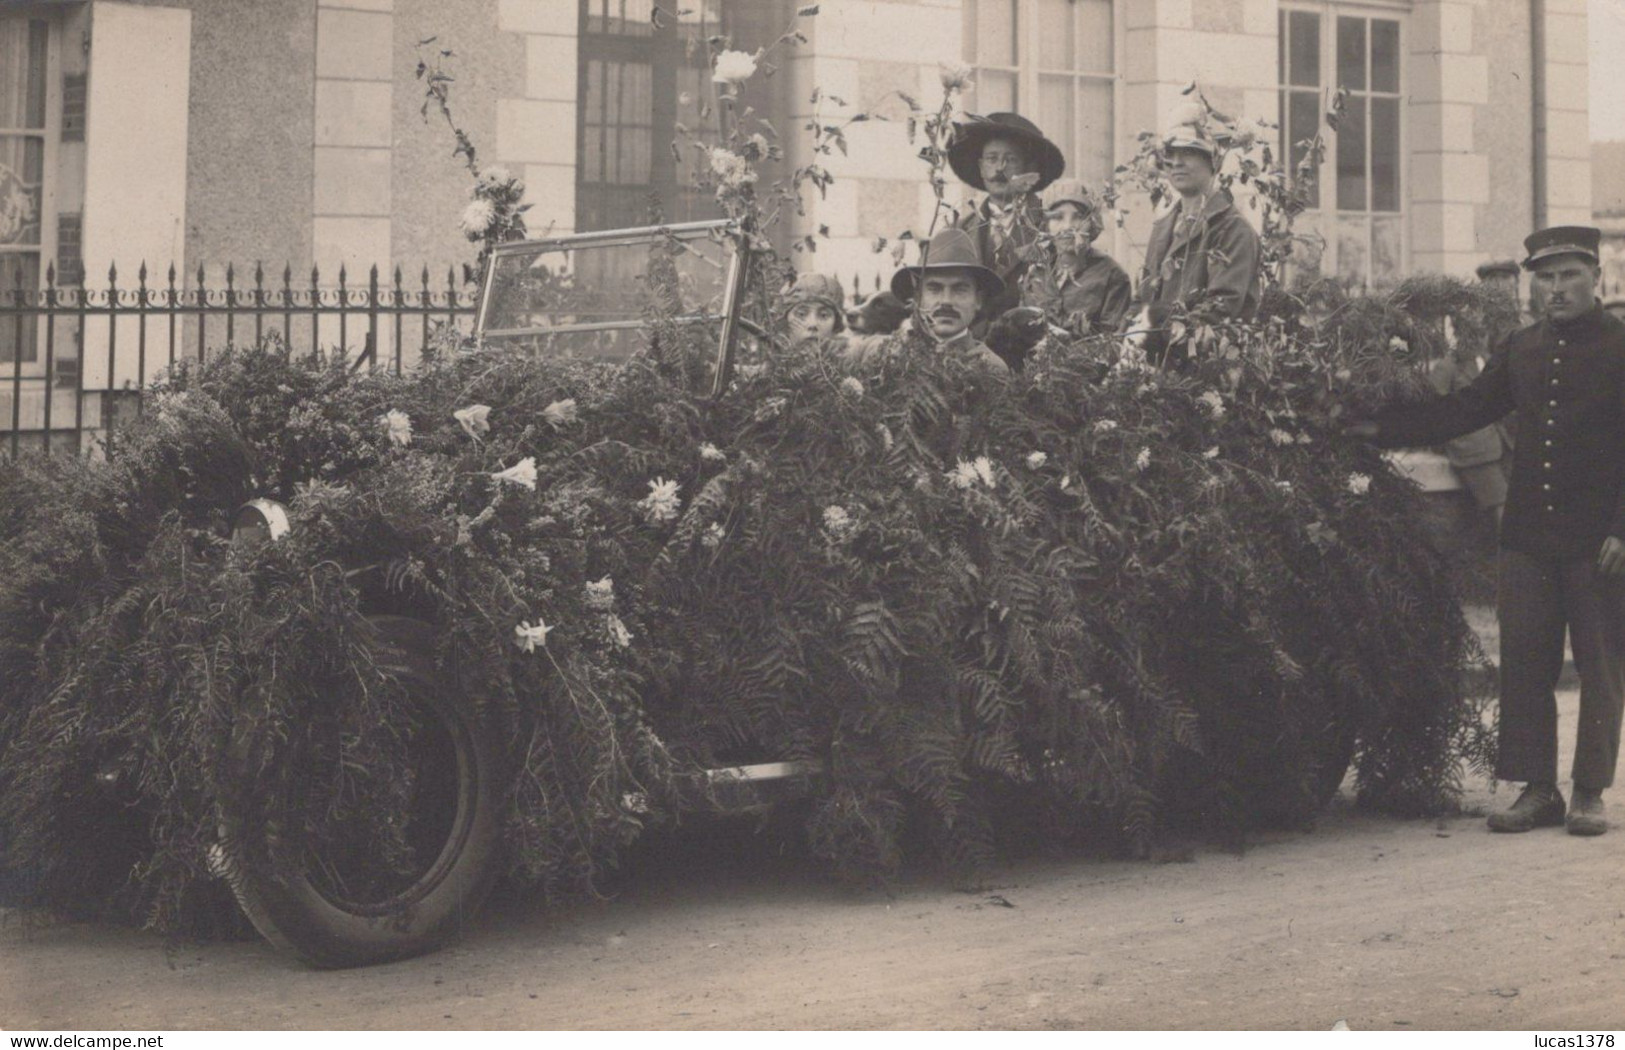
<box><xmin>929</xmin><ymin>307</ymin><xmax>964</xmax><ymax>320</ymax></box>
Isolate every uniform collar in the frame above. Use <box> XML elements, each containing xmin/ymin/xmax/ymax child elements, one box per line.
<box><xmin>1546</xmin><ymin>303</ymin><xmax>1605</xmax><ymax>337</ymax></box>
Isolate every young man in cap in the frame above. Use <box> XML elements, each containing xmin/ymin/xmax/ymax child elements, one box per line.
<box><xmin>1347</xmin><ymin>226</ymin><xmax>1625</xmax><ymax>836</ymax></box>
<box><xmin>845</xmin><ymin>227</ymin><xmax>1008</xmax><ymax>375</ymax></box>
<box><xmin>1131</xmin><ymin>113</ymin><xmax>1262</xmax><ymax>366</ymax></box>
<box><xmin>946</xmin><ymin>113</ymin><xmax>1067</xmax><ymax>336</ymax></box>
<box><xmin>1020</xmin><ymin>177</ymin><xmax>1132</xmax><ymax>337</ymax></box>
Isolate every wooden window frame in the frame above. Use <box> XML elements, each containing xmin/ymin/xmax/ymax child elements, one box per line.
<box><xmin>0</xmin><ymin>11</ymin><xmax>61</xmax><ymax>373</ymax></box>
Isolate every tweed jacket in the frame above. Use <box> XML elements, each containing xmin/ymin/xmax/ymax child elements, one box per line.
<box><xmin>840</xmin><ymin>320</ymin><xmax>1009</xmax><ymax>376</ymax></box>
<box><xmin>1376</xmin><ymin>305</ymin><xmax>1625</xmax><ymax>559</ymax></box>
<box><xmin>1021</xmin><ymin>247</ymin><xmax>1133</xmax><ymax>336</ymax></box>
<box><xmin>1136</xmin><ymin>189</ymin><xmax>1262</xmax><ymax>323</ymax></box>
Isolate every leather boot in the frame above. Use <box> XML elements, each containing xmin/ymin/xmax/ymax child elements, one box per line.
<box><xmin>1566</xmin><ymin>787</ymin><xmax>1608</xmax><ymax>836</ymax></box>
<box><xmin>1486</xmin><ymin>782</ymin><xmax>1565</xmax><ymax>832</ymax></box>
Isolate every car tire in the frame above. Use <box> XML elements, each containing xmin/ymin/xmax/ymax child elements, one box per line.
<box><xmin>215</xmin><ymin>616</ymin><xmax>504</xmax><ymax>968</ymax></box>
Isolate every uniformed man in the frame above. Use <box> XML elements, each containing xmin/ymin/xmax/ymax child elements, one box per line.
<box><xmin>1131</xmin><ymin>111</ymin><xmax>1262</xmax><ymax>367</ymax></box>
<box><xmin>1347</xmin><ymin>226</ymin><xmax>1625</xmax><ymax>836</ymax></box>
<box><xmin>845</xmin><ymin>226</ymin><xmax>1008</xmax><ymax>375</ymax></box>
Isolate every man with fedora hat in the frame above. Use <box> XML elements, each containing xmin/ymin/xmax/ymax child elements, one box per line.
<box><xmin>1131</xmin><ymin>108</ymin><xmax>1261</xmax><ymax>367</ymax></box>
<box><xmin>947</xmin><ymin>113</ymin><xmax>1067</xmax><ymax>352</ymax></box>
<box><xmin>1347</xmin><ymin>225</ymin><xmax>1625</xmax><ymax>837</ymax></box>
<box><xmin>844</xmin><ymin>226</ymin><xmax>1008</xmax><ymax>374</ymax></box>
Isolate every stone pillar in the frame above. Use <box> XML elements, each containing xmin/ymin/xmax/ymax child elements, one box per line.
<box><xmin>783</xmin><ymin>0</ymin><xmax>963</xmax><ymax>292</ymax></box>
<box><xmin>1409</xmin><ymin>0</ymin><xmax>1490</xmax><ymax>277</ymax></box>
<box><xmin>313</xmin><ymin>0</ymin><xmax>394</xmax><ymax>279</ymax></box>
<box><xmin>1540</xmin><ymin>0</ymin><xmax>1591</xmax><ymax>226</ymax></box>
<box><xmin>496</xmin><ymin>0</ymin><xmax>578</xmax><ymax>238</ymax></box>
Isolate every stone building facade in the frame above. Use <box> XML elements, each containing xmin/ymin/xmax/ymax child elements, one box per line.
<box><xmin>0</xmin><ymin>0</ymin><xmax>1594</xmax><ymax>341</ymax></box>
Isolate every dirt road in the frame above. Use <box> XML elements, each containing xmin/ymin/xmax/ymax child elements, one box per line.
<box><xmin>5</xmin><ymin>618</ymin><xmax>1625</xmax><ymax>1030</ymax></box>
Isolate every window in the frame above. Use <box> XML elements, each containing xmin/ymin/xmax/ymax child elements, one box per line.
<box><xmin>576</xmin><ymin>0</ymin><xmax>726</xmax><ymax>235</ymax></box>
<box><xmin>1279</xmin><ymin>6</ymin><xmax>1403</xmax><ymax>289</ymax></box>
<box><xmin>0</xmin><ymin>16</ymin><xmax>54</xmax><ymax>368</ymax></box>
<box><xmin>962</xmin><ymin>0</ymin><xmax>1116</xmax><ymax>188</ymax></box>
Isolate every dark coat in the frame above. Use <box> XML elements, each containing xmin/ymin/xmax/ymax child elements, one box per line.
<box><xmin>1376</xmin><ymin>305</ymin><xmax>1625</xmax><ymax>560</ymax></box>
<box><xmin>955</xmin><ymin>195</ymin><xmax>1047</xmax><ymax>325</ymax></box>
<box><xmin>1136</xmin><ymin>189</ymin><xmax>1262</xmax><ymax>324</ymax></box>
<box><xmin>1021</xmin><ymin>246</ymin><xmax>1133</xmax><ymax>336</ymax></box>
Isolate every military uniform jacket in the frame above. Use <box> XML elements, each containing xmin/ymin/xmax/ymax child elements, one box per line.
<box><xmin>1021</xmin><ymin>247</ymin><xmax>1133</xmax><ymax>336</ymax></box>
<box><xmin>1376</xmin><ymin>305</ymin><xmax>1625</xmax><ymax>560</ymax></box>
<box><xmin>1136</xmin><ymin>189</ymin><xmax>1262</xmax><ymax>323</ymax></box>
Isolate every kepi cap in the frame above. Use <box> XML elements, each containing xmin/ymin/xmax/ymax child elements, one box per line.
<box><xmin>1475</xmin><ymin>259</ymin><xmax>1520</xmax><ymax>280</ymax></box>
<box><xmin>1521</xmin><ymin>226</ymin><xmax>1601</xmax><ymax>270</ymax></box>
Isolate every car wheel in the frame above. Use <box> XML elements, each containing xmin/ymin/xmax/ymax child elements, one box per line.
<box><xmin>215</xmin><ymin>616</ymin><xmax>504</xmax><ymax>968</ymax></box>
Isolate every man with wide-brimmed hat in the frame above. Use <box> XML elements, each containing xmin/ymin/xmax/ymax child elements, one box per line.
<box><xmin>1019</xmin><ymin>177</ymin><xmax>1132</xmax><ymax>337</ymax></box>
<box><xmin>1348</xmin><ymin>225</ymin><xmax>1625</xmax><ymax>837</ymax></box>
<box><xmin>946</xmin><ymin>112</ymin><xmax>1066</xmax><ymax>337</ymax></box>
<box><xmin>1131</xmin><ymin>106</ymin><xmax>1261</xmax><ymax>366</ymax></box>
<box><xmin>845</xmin><ymin>227</ymin><xmax>1008</xmax><ymax>374</ymax></box>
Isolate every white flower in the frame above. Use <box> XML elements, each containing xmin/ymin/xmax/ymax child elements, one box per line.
<box><xmin>1203</xmin><ymin>446</ymin><xmax>1220</xmax><ymax>460</ymax></box>
<box><xmin>1347</xmin><ymin>472</ymin><xmax>1372</xmax><ymax>495</ymax></box>
<box><xmin>459</xmin><ymin>198</ymin><xmax>497</xmax><ymax>238</ymax></box>
<box><xmin>1093</xmin><ymin>419</ymin><xmax>1119</xmax><ymax>433</ymax></box>
<box><xmin>639</xmin><ymin>477</ymin><xmax>682</xmax><ymax>524</ymax></box>
<box><xmin>622</xmin><ymin>790</ymin><xmax>650</xmax><ymax>813</ymax></box>
<box><xmin>492</xmin><ymin>457</ymin><xmax>538</xmax><ymax>490</ymax></box>
<box><xmin>1135</xmin><ymin>447</ymin><xmax>1152</xmax><ymax>472</ymax></box>
<box><xmin>699</xmin><ymin>442</ymin><xmax>726</xmax><ymax>462</ymax></box>
<box><xmin>477</xmin><ymin>165</ymin><xmax>512</xmax><ymax>187</ymax></box>
<box><xmin>514</xmin><ymin>619</ymin><xmax>553</xmax><ymax>653</ymax></box>
<box><xmin>1296</xmin><ymin>432</ymin><xmax>1313</xmax><ymax>445</ymax></box>
<box><xmin>1268</xmin><ymin>428</ymin><xmax>1294</xmax><ymax>447</ymax></box>
<box><xmin>701</xmin><ymin>522</ymin><xmax>726</xmax><ymax>548</ymax></box>
<box><xmin>938</xmin><ymin>61</ymin><xmax>974</xmax><ymax>91</ymax></box>
<box><xmin>948</xmin><ymin>459</ymin><xmax>981</xmax><ymax>490</ymax></box>
<box><xmin>1026</xmin><ymin>451</ymin><xmax>1048</xmax><ymax>469</ymax></box>
<box><xmin>1388</xmin><ymin>335</ymin><xmax>1410</xmax><ymax>354</ymax></box>
<box><xmin>708</xmin><ymin>147</ymin><xmax>756</xmax><ymax>189</ymax></box>
<box><xmin>876</xmin><ymin>424</ymin><xmax>893</xmax><ymax>451</ymax></box>
<box><xmin>712</xmin><ymin>48</ymin><xmax>758</xmax><ymax>85</ymax></box>
<box><xmin>543</xmin><ymin>398</ymin><xmax>578</xmax><ymax>428</ymax></box>
<box><xmin>822</xmin><ymin>504</ymin><xmax>856</xmax><ymax>542</ymax></box>
<box><xmin>840</xmin><ymin>376</ymin><xmax>866</xmax><ymax>398</ymax></box>
<box><xmin>972</xmin><ymin>456</ymin><xmax>996</xmax><ymax>488</ymax></box>
<box><xmin>605</xmin><ymin>614</ymin><xmax>634</xmax><ymax>649</ymax></box>
<box><xmin>584</xmin><ymin>576</ymin><xmax>615</xmax><ymax>611</ymax></box>
<box><xmin>380</xmin><ymin>409</ymin><xmax>412</xmax><ymax>447</ymax></box>
<box><xmin>1276</xmin><ymin>480</ymin><xmax>1293</xmax><ymax>493</ymax></box>
<box><xmin>453</xmin><ymin>404</ymin><xmax>491</xmax><ymax>440</ymax></box>
<box><xmin>1197</xmin><ymin>390</ymin><xmax>1226</xmax><ymax>421</ymax></box>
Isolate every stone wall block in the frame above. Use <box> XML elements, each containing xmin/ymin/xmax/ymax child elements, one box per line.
<box><xmin>314</xmin><ymin>147</ymin><xmax>392</xmax><ymax>215</ymax></box>
<box><xmin>315</xmin><ymin>80</ymin><xmax>392</xmax><ymax>147</ymax></box>
<box><xmin>525</xmin><ymin>34</ymin><xmax>578</xmax><ymax>101</ymax></box>
<box><xmin>495</xmin><ymin>99</ymin><xmax>575</xmax><ymax>164</ymax></box>
<box><xmin>497</xmin><ymin>0</ymin><xmax>577</xmax><ymax>36</ymax></box>
<box><xmin>315</xmin><ymin>8</ymin><xmax>392</xmax><ymax>80</ymax></box>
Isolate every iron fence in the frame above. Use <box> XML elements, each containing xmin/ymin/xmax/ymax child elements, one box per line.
<box><xmin>1</xmin><ymin>261</ymin><xmax>476</xmax><ymax>457</ymax></box>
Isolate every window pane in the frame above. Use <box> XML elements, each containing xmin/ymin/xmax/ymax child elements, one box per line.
<box><xmin>0</xmin><ymin>136</ymin><xmax>43</xmax><ymax>246</ymax></box>
<box><xmin>1039</xmin><ymin>75</ymin><xmax>1075</xmax><ymax>169</ymax></box>
<box><xmin>1039</xmin><ymin>0</ymin><xmax>1073</xmax><ymax>69</ymax></box>
<box><xmin>1371</xmin><ymin>20</ymin><xmax>1400</xmax><ymax>93</ymax></box>
<box><xmin>1336</xmin><ymin>214</ymin><xmax>1370</xmax><ymax>288</ymax></box>
<box><xmin>0</xmin><ymin>20</ymin><xmax>48</xmax><ymax>130</ymax></box>
<box><xmin>977</xmin><ymin>0</ymin><xmax>1018</xmax><ymax>67</ymax></box>
<box><xmin>1290</xmin><ymin>211</ymin><xmax>1326</xmax><ymax>280</ymax></box>
<box><xmin>1371</xmin><ymin>215</ymin><xmax>1403</xmax><ymax>288</ymax></box>
<box><xmin>1075</xmin><ymin>0</ymin><xmax>1113</xmax><ymax>74</ymax></box>
<box><xmin>582</xmin><ymin>125</ymin><xmax>602</xmax><ymax>182</ymax></box>
<box><xmin>1371</xmin><ymin>96</ymin><xmax>1400</xmax><ymax>212</ymax></box>
<box><xmin>1337</xmin><ymin>17</ymin><xmax>1366</xmax><ymax>91</ymax></box>
<box><xmin>1289</xmin><ymin>11</ymin><xmax>1320</xmax><ymax>87</ymax></box>
<box><xmin>1336</xmin><ymin>95</ymin><xmax>1367</xmax><ymax>211</ymax></box>
<box><xmin>973</xmin><ymin>70</ymin><xmax>1017</xmax><ymax>114</ymax></box>
<box><xmin>1278</xmin><ymin>8</ymin><xmax>1286</xmax><ymax>83</ymax></box>
<box><xmin>0</xmin><ymin>253</ymin><xmax>39</xmax><ymax>364</ymax></box>
<box><xmin>1289</xmin><ymin>89</ymin><xmax>1321</xmax><ymax>209</ymax></box>
<box><xmin>1077</xmin><ymin>79</ymin><xmax>1113</xmax><ymax>186</ymax></box>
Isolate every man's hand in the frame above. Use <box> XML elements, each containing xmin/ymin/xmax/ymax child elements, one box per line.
<box><xmin>1599</xmin><ymin>536</ymin><xmax>1625</xmax><ymax>577</ymax></box>
<box><xmin>1343</xmin><ymin>420</ymin><xmax>1380</xmax><ymax>442</ymax></box>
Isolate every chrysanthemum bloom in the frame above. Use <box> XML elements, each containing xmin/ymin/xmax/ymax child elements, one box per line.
<box><xmin>381</xmin><ymin>409</ymin><xmax>412</xmax><ymax>447</ymax></box>
<box><xmin>453</xmin><ymin>404</ymin><xmax>491</xmax><ymax>440</ymax></box>
<box><xmin>938</xmin><ymin>61</ymin><xmax>974</xmax><ymax>91</ymax></box>
<box><xmin>585</xmin><ymin>576</ymin><xmax>615</xmax><ymax>611</ymax></box>
<box><xmin>640</xmin><ymin>477</ymin><xmax>682</xmax><ymax>524</ymax></box>
<box><xmin>699</xmin><ymin>442</ymin><xmax>726</xmax><ymax>462</ymax></box>
<box><xmin>514</xmin><ymin>619</ymin><xmax>553</xmax><ymax>653</ymax></box>
<box><xmin>1197</xmin><ymin>390</ymin><xmax>1226</xmax><ymax>420</ymax></box>
<box><xmin>1026</xmin><ymin>451</ymin><xmax>1047</xmax><ymax>469</ymax></box>
<box><xmin>543</xmin><ymin>398</ymin><xmax>578</xmax><ymax>428</ymax></box>
<box><xmin>948</xmin><ymin>459</ymin><xmax>981</xmax><ymax>490</ymax></box>
<box><xmin>459</xmin><ymin>198</ymin><xmax>497</xmax><ymax>239</ymax></box>
<box><xmin>840</xmin><ymin>377</ymin><xmax>865</xmax><ymax>398</ymax></box>
<box><xmin>606</xmin><ymin>614</ymin><xmax>633</xmax><ymax>649</ymax></box>
<box><xmin>1347</xmin><ymin>473</ymin><xmax>1372</xmax><ymax>495</ymax></box>
<box><xmin>1135</xmin><ymin>447</ymin><xmax>1151</xmax><ymax>471</ymax></box>
<box><xmin>701</xmin><ymin>522</ymin><xmax>726</xmax><ymax>549</ymax></box>
<box><xmin>1203</xmin><ymin>446</ymin><xmax>1220</xmax><ymax>459</ymax></box>
<box><xmin>1093</xmin><ymin>419</ymin><xmax>1118</xmax><ymax>433</ymax></box>
<box><xmin>708</xmin><ymin>147</ymin><xmax>756</xmax><ymax>189</ymax></box>
<box><xmin>1268</xmin><ymin>428</ymin><xmax>1293</xmax><ymax>446</ymax></box>
<box><xmin>712</xmin><ymin>49</ymin><xmax>757</xmax><ymax>85</ymax></box>
<box><xmin>492</xmin><ymin>457</ymin><xmax>538</xmax><ymax>490</ymax></box>
<box><xmin>822</xmin><ymin>505</ymin><xmax>856</xmax><ymax>542</ymax></box>
<box><xmin>972</xmin><ymin>456</ymin><xmax>996</xmax><ymax>487</ymax></box>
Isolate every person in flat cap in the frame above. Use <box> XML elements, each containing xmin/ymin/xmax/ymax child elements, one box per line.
<box><xmin>778</xmin><ymin>272</ymin><xmax>846</xmax><ymax>345</ymax></box>
<box><xmin>947</xmin><ymin>112</ymin><xmax>1066</xmax><ymax>351</ymax></box>
<box><xmin>1129</xmin><ymin>103</ymin><xmax>1262</xmax><ymax>368</ymax></box>
<box><xmin>1348</xmin><ymin>225</ymin><xmax>1625</xmax><ymax>837</ymax></box>
<box><xmin>1019</xmin><ymin>177</ymin><xmax>1133</xmax><ymax>338</ymax></box>
<box><xmin>845</xmin><ymin>227</ymin><xmax>1008</xmax><ymax>374</ymax></box>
